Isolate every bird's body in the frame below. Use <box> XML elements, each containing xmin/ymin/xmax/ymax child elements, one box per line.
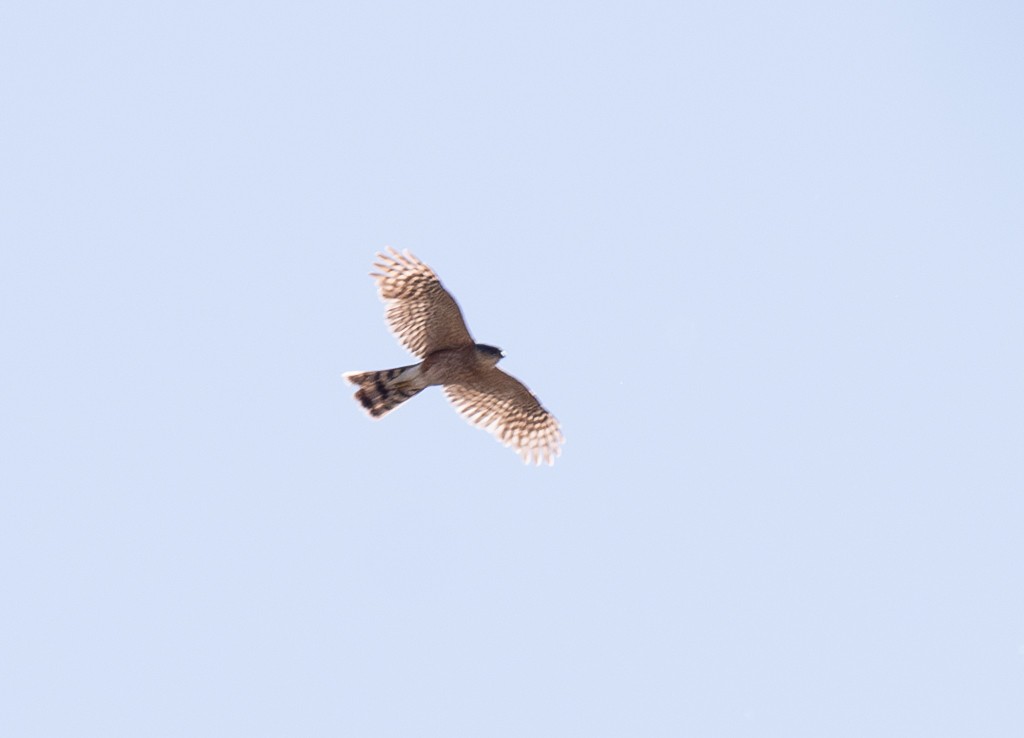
<box><xmin>344</xmin><ymin>249</ymin><xmax>563</xmax><ymax>465</ymax></box>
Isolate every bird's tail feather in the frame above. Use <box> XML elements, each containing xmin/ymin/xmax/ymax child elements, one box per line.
<box><xmin>343</xmin><ymin>364</ymin><xmax>424</xmax><ymax>418</ymax></box>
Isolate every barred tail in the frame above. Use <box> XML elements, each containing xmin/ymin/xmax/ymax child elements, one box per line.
<box><xmin>343</xmin><ymin>364</ymin><xmax>424</xmax><ymax>418</ymax></box>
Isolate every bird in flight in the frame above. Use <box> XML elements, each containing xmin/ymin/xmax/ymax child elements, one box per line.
<box><xmin>344</xmin><ymin>248</ymin><xmax>563</xmax><ymax>465</ymax></box>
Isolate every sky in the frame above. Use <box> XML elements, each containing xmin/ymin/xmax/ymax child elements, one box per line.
<box><xmin>1</xmin><ymin>1</ymin><xmax>1022</xmax><ymax>736</ymax></box>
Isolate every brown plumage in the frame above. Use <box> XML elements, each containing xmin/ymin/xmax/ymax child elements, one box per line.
<box><xmin>344</xmin><ymin>248</ymin><xmax>563</xmax><ymax>465</ymax></box>
<box><xmin>344</xmin><ymin>365</ymin><xmax>423</xmax><ymax>417</ymax></box>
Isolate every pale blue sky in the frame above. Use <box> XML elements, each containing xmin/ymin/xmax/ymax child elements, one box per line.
<box><xmin>2</xmin><ymin>2</ymin><xmax>1022</xmax><ymax>736</ymax></box>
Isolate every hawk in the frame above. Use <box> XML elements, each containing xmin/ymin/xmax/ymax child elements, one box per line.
<box><xmin>344</xmin><ymin>248</ymin><xmax>564</xmax><ymax>465</ymax></box>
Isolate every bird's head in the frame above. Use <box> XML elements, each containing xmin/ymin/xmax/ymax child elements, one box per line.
<box><xmin>475</xmin><ymin>344</ymin><xmax>505</xmax><ymax>367</ymax></box>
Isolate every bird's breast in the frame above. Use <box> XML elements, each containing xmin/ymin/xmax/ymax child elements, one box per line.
<box><xmin>420</xmin><ymin>346</ymin><xmax>481</xmax><ymax>386</ymax></box>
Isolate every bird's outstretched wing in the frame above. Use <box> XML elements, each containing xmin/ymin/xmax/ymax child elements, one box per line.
<box><xmin>444</xmin><ymin>368</ymin><xmax>564</xmax><ymax>465</ymax></box>
<box><xmin>372</xmin><ymin>248</ymin><xmax>474</xmax><ymax>358</ymax></box>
